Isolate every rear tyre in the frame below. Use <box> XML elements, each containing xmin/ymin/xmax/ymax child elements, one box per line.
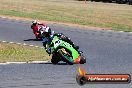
<box><xmin>80</xmin><ymin>56</ymin><xmax>86</xmax><ymax>64</ymax></box>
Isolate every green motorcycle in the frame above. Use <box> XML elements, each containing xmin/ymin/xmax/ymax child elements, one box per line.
<box><xmin>46</xmin><ymin>35</ymin><xmax>86</xmax><ymax>65</ymax></box>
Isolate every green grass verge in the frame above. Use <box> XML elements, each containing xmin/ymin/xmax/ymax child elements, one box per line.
<box><xmin>0</xmin><ymin>0</ymin><xmax>132</xmax><ymax>31</ymax></box>
<box><xmin>0</xmin><ymin>42</ymin><xmax>50</xmax><ymax>63</ymax></box>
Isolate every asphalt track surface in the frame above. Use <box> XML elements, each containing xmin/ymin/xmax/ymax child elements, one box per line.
<box><xmin>0</xmin><ymin>18</ymin><xmax>132</xmax><ymax>88</ymax></box>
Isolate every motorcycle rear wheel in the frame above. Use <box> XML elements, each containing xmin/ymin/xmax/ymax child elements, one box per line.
<box><xmin>79</xmin><ymin>56</ymin><xmax>86</xmax><ymax>64</ymax></box>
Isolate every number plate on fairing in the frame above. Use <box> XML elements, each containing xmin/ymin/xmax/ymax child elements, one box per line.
<box><xmin>54</xmin><ymin>39</ymin><xmax>61</xmax><ymax>48</ymax></box>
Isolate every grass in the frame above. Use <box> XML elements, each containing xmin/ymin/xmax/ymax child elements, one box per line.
<box><xmin>0</xmin><ymin>0</ymin><xmax>132</xmax><ymax>31</ymax></box>
<box><xmin>0</xmin><ymin>42</ymin><xmax>50</xmax><ymax>63</ymax></box>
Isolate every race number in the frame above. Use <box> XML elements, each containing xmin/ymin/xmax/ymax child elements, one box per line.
<box><xmin>54</xmin><ymin>39</ymin><xmax>61</xmax><ymax>48</ymax></box>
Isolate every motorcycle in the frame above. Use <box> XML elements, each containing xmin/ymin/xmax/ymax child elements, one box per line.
<box><xmin>45</xmin><ymin>35</ymin><xmax>86</xmax><ymax>65</ymax></box>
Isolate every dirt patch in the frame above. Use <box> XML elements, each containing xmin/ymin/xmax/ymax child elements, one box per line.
<box><xmin>0</xmin><ymin>15</ymin><xmax>112</xmax><ymax>30</ymax></box>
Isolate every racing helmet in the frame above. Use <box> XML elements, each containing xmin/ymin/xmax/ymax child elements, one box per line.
<box><xmin>32</xmin><ymin>20</ymin><xmax>37</xmax><ymax>25</ymax></box>
<box><xmin>42</xmin><ymin>27</ymin><xmax>51</xmax><ymax>37</ymax></box>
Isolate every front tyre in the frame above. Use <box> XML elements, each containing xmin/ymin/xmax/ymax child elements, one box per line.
<box><xmin>51</xmin><ymin>54</ymin><xmax>60</xmax><ymax>64</ymax></box>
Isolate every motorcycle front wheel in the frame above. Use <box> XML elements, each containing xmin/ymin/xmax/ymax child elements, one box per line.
<box><xmin>51</xmin><ymin>53</ymin><xmax>60</xmax><ymax>64</ymax></box>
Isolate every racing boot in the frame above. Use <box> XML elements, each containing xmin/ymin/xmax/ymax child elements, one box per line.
<box><xmin>60</xmin><ymin>35</ymin><xmax>79</xmax><ymax>51</ymax></box>
<box><xmin>73</xmin><ymin>44</ymin><xmax>79</xmax><ymax>50</ymax></box>
<box><xmin>66</xmin><ymin>38</ymin><xmax>79</xmax><ymax>51</ymax></box>
<box><xmin>78</xmin><ymin>51</ymin><xmax>83</xmax><ymax>55</ymax></box>
<box><xmin>69</xmin><ymin>42</ymin><xmax>79</xmax><ymax>51</ymax></box>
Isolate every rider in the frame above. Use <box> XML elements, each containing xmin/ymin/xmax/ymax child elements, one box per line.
<box><xmin>41</xmin><ymin>28</ymin><xmax>79</xmax><ymax>54</ymax></box>
<box><xmin>31</xmin><ymin>20</ymin><xmax>47</xmax><ymax>39</ymax></box>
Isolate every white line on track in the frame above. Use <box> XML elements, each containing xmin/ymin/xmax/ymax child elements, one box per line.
<box><xmin>29</xmin><ymin>45</ymin><xmax>34</xmax><ymax>47</ymax></box>
<box><xmin>23</xmin><ymin>43</ymin><xmax>27</xmax><ymax>46</ymax></box>
<box><xmin>28</xmin><ymin>61</ymin><xmax>50</xmax><ymax>64</ymax></box>
<box><xmin>1</xmin><ymin>40</ymin><xmax>44</xmax><ymax>49</ymax></box>
<box><xmin>0</xmin><ymin>61</ymin><xmax>50</xmax><ymax>65</ymax></box>
<box><xmin>9</xmin><ymin>42</ymin><xmax>14</xmax><ymax>44</ymax></box>
<box><xmin>17</xmin><ymin>43</ymin><xmax>21</xmax><ymax>45</ymax></box>
<box><xmin>35</xmin><ymin>46</ymin><xmax>39</xmax><ymax>48</ymax></box>
<box><xmin>6</xmin><ymin>62</ymin><xmax>27</xmax><ymax>64</ymax></box>
<box><xmin>2</xmin><ymin>41</ymin><xmax>7</xmax><ymax>43</ymax></box>
<box><xmin>119</xmin><ymin>31</ymin><xmax>124</xmax><ymax>32</ymax></box>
